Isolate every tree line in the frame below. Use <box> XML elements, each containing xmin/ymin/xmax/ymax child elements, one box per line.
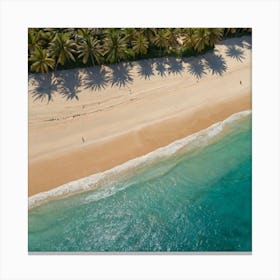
<box><xmin>28</xmin><ymin>28</ymin><xmax>251</xmax><ymax>73</ymax></box>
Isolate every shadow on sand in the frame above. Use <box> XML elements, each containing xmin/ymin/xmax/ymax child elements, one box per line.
<box><xmin>203</xmin><ymin>52</ymin><xmax>228</xmax><ymax>76</ymax></box>
<box><xmin>83</xmin><ymin>66</ymin><xmax>110</xmax><ymax>91</ymax></box>
<box><xmin>108</xmin><ymin>63</ymin><xmax>134</xmax><ymax>88</ymax></box>
<box><xmin>136</xmin><ymin>57</ymin><xmax>185</xmax><ymax>80</ymax></box>
<box><xmin>29</xmin><ymin>73</ymin><xmax>60</xmax><ymax>103</ymax></box>
<box><xmin>221</xmin><ymin>36</ymin><xmax>251</xmax><ymax>49</ymax></box>
<box><xmin>154</xmin><ymin>58</ymin><xmax>168</xmax><ymax>77</ymax></box>
<box><xmin>225</xmin><ymin>46</ymin><xmax>245</xmax><ymax>62</ymax></box>
<box><xmin>242</xmin><ymin>36</ymin><xmax>252</xmax><ymax>50</ymax></box>
<box><xmin>29</xmin><ymin>36</ymin><xmax>251</xmax><ymax>102</ymax></box>
<box><xmin>29</xmin><ymin>70</ymin><xmax>83</xmax><ymax>102</ymax></box>
<box><xmin>56</xmin><ymin>70</ymin><xmax>82</xmax><ymax>101</ymax></box>
<box><xmin>186</xmin><ymin>57</ymin><xmax>207</xmax><ymax>80</ymax></box>
<box><xmin>166</xmin><ymin>57</ymin><xmax>185</xmax><ymax>76</ymax></box>
<box><xmin>136</xmin><ymin>60</ymin><xmax>155</xmax><ymax>80</ymax></box>
<box><xmin>222</xmin><ymin>36</ymin><xmax>251</xmax><ymax>62</ymax></box>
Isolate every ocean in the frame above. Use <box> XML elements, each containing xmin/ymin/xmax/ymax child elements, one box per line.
<box><xmin>28</xmin><ymin>111</ymin><xmax>252</xmax><ymax>252</ymax></box>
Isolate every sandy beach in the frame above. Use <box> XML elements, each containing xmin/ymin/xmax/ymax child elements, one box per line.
<box><xmin>28</xmin><ymin>36</ymin><xmax>252</xmax><ymax>196</ymax></box>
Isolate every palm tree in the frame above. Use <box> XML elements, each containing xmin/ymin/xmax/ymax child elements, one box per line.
<box><xmin>77</xmin><ymin>28</ymin><xmax>103</xmax><ymax>65</ymax></box>
<box><xmin>28</xmin><ymin>29</ymin><xmax>39</xmax><ymax>56</ymax></box>
<box><xmin>43</xmin><ymin>28</ymin><xmax>65</xmax><ymax>42</ymax></box>
<box><xmin>103</xmin><ymin>29</ymin><xmax>128</xmax><ymax>63</ymax></box>
<box><xmin>193</xmin><ymin>28</ymin><xmax>209</xmax><ymax>52</ymax></box>
<box><xmin>166</xmin><ymin>28</ymin><xmax>180</xmax><ymax>50</ymax></box>
<box><xmin>182</xmin><ymin>28</ymin><xmax>198</xmax><ymax>49</ymax></box>
<box><xmin>194</xmin><ymin>28</ymin><xmax>224</xmax><ymax>53</ymax></box>
<box><xmin>28</xmin><ymin>28</ymin><xmax>248</xmax><ymax>73</ymax></box>
<box><xmin>48</xmin><ymin>32</ymin><xmax>76</xmax><ymax>68</ymax></box>
<box><xmin>152</xmin><ymin>28</ymin><xmax>170</xmax><ymax>55</ymax></box>
<box><xmin>207</xmin><ymin>28</ymin><xmax>224</xmax><ymax>47</ymax></box>
<box><xmin>140</xmin><ymin>28</ymin><xmax>156</xmax><ymax>45</ymax></box>
<box><xmin>224</xmin><ymin>28</ymin><xmax>238</xmax><ymax>38</ymax></box>
<box><xmin>29</xmin><ymin>47</ymin><xmax>55</xmax><ymax>73</ymax></box>
<box><xmin>131</xmin><ymin>32</ymin><xmax>149</xmax><ymax>55</ymax></box>
<box><xmin>28</xmin><ymin>28</ymin><xmax>53</xmax><ymax>54</ymax></box>
<box><xmin>122</xmin><ymin>28</ymin><xmax>136</xmax><ymax>47</ymax></box>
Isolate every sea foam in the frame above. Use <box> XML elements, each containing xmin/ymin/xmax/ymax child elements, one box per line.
<box><xmin>28</xmin><ymin>110</ymin><xmax>251</xmax><ymax>209</ymax></box>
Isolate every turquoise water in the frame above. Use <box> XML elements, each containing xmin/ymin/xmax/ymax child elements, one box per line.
<box><xmin>28</xmin><ymin>114</ymin><xmax>252</xmax><ymax>252</ymax></box>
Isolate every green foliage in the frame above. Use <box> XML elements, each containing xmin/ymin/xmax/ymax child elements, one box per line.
<box><xmin>192</xmin><ymin>28</ymin><xmax>223</xmax><ymax>53</ymax></box>
<box><xmin>122</xmin><ymin>28</ymin><xmax>136</xmax><ymax>47</ymax></box>
<box><xmin>166</xmin><ymin>28</ymin><xmax>181</xmax><ymax>49</ymax></box>
<box><xmin>77</xmin><ymin>28</ymin><xmax>103</xmax><ymax>65</ymax></box>
<box><xmin>223</xmin><ymin>28</ymin><xmax>252</xmax><ymax>38</ymax></box>
<box><xmin>28</xmin><ymin>27</ymin><xmax>250</xmax><ymax>73</ymax></box>
<box><xmin>103</xmin><ymin>29</ymin><xmax>128</xmax><ymax>63</ymax></box>
<box><xmin>152</xmin><ymin>28</ymin><xmax>170</xmax><ymax>54</ymax></box>
<box><xmin>207</xmin><ymin>28</ymin><xmax>224</xmax><ymax>47</ymax></box>
<box><xmin>132</xmin><ymin>32</ymin><xmax>149</xmax><ymax>55</ymax></box>
<box><xmin>29</xmin><ymin>47</ymin><xmax>55</xmax><ymax>73</ymax></box>
<box><xmin>182</xmin><ymin>28</ymin><xmax>197</xmax><ymax>49</ymax></box>
<box><xmin>48</xmin><ymin>32</ymin><xmax>76</xmax><ymax>68</ymax></box>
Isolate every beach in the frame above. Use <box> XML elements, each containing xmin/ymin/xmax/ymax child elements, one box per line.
<box><xmin>29</xmin><ymin>112</ymin><xmax>252</xmax><ymax>251</ymax></box>
<box><xmin>28</xmin><ymin>36</ymin><xmax>252</xmax><ymax>197</ymax></box>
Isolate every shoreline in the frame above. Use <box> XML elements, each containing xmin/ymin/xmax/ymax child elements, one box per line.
<box><xmin>29</xmin><ymin>109</ymin><xmax>252</xmax><ymax>209</ymax></box>
<box><xmin>29</xmin><ymin>93</ymin><xmax>251</xmax><ymax>197</ymax></box>
<box><xmin>29</xmin><ymin>36</ymin><xmax>252</xmax><ymax>197</ymax></box>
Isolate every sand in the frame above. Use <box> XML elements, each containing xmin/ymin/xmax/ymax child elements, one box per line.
<box><xmin>28</xmin><ymin>36</ymin><xmax>252</xmax><ymax>196</ymax></box>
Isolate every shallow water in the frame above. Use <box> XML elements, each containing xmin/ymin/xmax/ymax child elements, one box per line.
<box><xmin>29</xmin><ymin>113</ymin><xmax>252</xmax><ymax>252</ymax></box>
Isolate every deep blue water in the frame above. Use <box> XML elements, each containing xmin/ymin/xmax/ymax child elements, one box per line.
<box><xmin>28</xmin><ymin>114</ymin><xmax>252</xmax><ymax>252</ymax></box>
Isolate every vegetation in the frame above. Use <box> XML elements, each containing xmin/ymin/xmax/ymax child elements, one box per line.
<box><xmin>28</xmin><ymin>28</ymin><xmax>251</xmax><ymax>73</ymax></box>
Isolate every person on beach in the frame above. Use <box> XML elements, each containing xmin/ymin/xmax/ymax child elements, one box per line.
<box><xmin>240</xmin><ymin>80</ymin><xmax>242</xmax><ymax>85</ymax></box>
<box><xmin>82</xmin><ymin>137</ymin><xmax>85</xmax><ymax>143</ymax></box>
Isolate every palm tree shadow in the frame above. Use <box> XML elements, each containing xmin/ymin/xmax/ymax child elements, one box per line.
<box><xmin>136</xmin><ymin>59</ymin><xmax>155</xmax><ymax>80</ymax></box>
<box><xmin>109</xmin><ymin>63</ymin><xmax>134</xmax><ymax>88</ymax></box>
<box><xmin>221</xmin><ymin>37</ymin><xmax>245</xmax><ymax>49</ymax></box>
<box><xmin>203</xmin><ymin>52</ymin><xmax>227</xmax><ymax>76</ymax></box>
<box><xmin>155</xmin><ymin>59</ymin><xmax>168</xmax><ymax>77</ymax></box>
<box><xmin>56</xmin><ymin>70</ymin><xmax>82</xmax><ymax>100</ymax></box>
<box><xmin>29</xmin><ymin>73</ymin><xmax>60</xmax><ymax>103</ymax></box>
<box><xmin>186</xmin><ymin>58</ymin><xmax>207</xmax><ymax>80</ymax></box>
<box><xmin>225</xmin><ymin>46</ymin><xmax>245</xmax><ymax>62</ymax></box>
<box><xmin>242</xmin><ymin>36</ymin><xmax>252</xmax><ymax>50</ymax></box>
<box><xmin>83</xmin><ymin>66</ymin><xmax>110</xmax><ymax>91</ymax></box>
<box><xmin>166</xmin><ymin>57</ymin><xmax>185</xmax><ymax>76</ymax></box>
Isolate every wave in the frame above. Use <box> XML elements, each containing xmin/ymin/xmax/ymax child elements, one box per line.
<box><xmin>28</xmin><ymin>110</ymin><xmax>251</xmax><ymax>209</ymax></box>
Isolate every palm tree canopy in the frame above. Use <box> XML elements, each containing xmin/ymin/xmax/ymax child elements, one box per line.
<box><xmin>207</xmin><ymin>28</ymin><xmax>224</xmax><ymax>47</ymax></box>
<box><xmin>77</xmin><ymin>28</ymin><xmax>103</xmax><ymax>65</ymax></box>
<box><xmin>27</xmin><ymin>27</ymin><xmax>249</xmax><ymax>73</ymax></box>
<box><xmin>140</xmin><ymin>28</ymin><xmax>156</xmax><ymax>44</ymax></box>
<box><xmin>182</xmin><ymin>28</ymin><xmax>197</xmax><ymax>49</ymax></box>
<box><xmin>29</xmin><ymin>47</ymin><xmax>55</xmax><ymax>73</ymax></box>
<box><xmin>48</xmin><ymin>32</ymin><xmax>76</xmax><ymax>66</ymax></box>
<box><xmin>131</xmin><ymin>32</ymin><xmax>149</xmax><ymax>55</ymax></box>
<box><xmin>152</xmin><ymin>29</ymin><xmax>170</xmax><ymax>51</ymax></box>
<box><xmin>122</xmin><ymin>28</ymin><xmax>136</xmax><ymax>46</ymax></box>
<box><xmin>166</xmin><ymin>28</ymin><xmax>180</xmax><ymax>49</ymax></box>
<box><xmin>194</xmin><ymin>28</ymin><xmax>224</xmax><ymax>52</ymax></box>
<box><xmin>193</xmin><ymin>28</ymin><xmax>209</xmax><ymax>52</ymax></box>
<box><xmin>103</xmin><ymin>29</ymin><xmax>128</xmax><ymax>63</ymax></box>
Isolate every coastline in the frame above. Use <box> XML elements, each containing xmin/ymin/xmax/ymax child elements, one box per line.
<box><xmin>29</xmin><ymin>36</ymin><xmax>252</xmax><ymax>197</ymax></box>
<box><xmin>29</xmin><ymin>109</ymin><xmax>252</xmax><ymax>209</ymax></box>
